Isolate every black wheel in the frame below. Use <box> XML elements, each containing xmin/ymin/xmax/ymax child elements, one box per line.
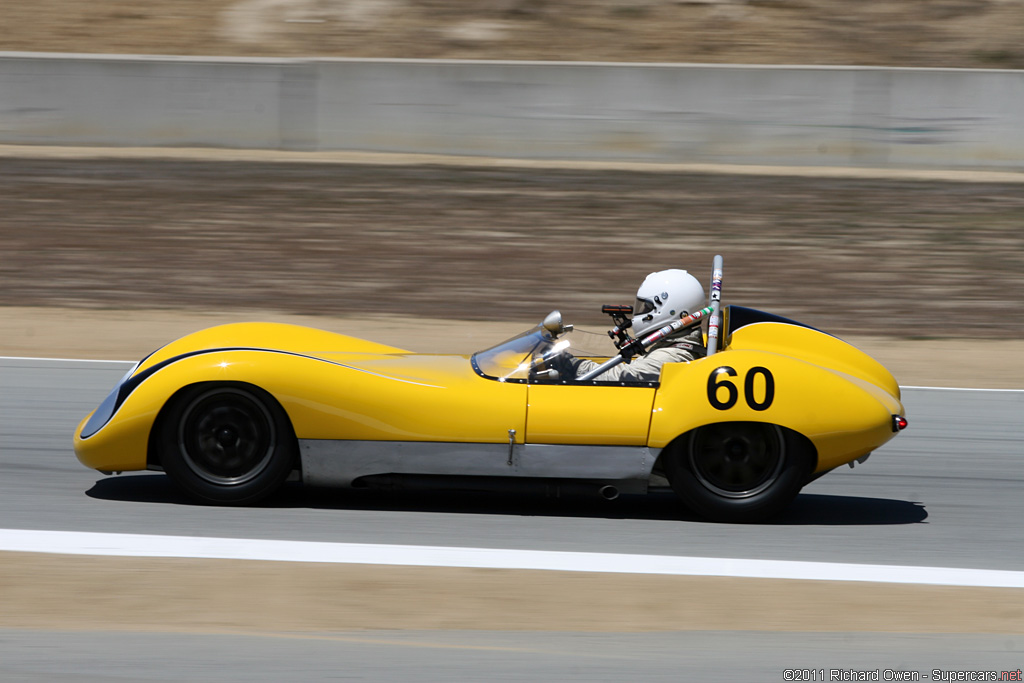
<box><xmin>663</xmin><ymin>422</ymin><xmax>812</xmax><ymax>523</ymax></box>
<box><xmin>158</xmin><ymin>383</ymin><xmax>297</xmax><ymax>505</ymax></box>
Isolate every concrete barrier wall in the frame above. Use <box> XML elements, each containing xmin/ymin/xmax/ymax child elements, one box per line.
<box><xmin>2</xmin><ymin>52</ymin><xmax>1023</xmax><ymax>169</ymax></box>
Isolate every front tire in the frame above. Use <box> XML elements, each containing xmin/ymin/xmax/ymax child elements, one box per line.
<box><xmin>158</xmin><ymin>383</ymin><xmax>297</xmax><ymax>505</ymax></box>
<box><xmin>663</xmin><ymin>422</ymin><xmax>812</xmax><ymax>523</ymax></box>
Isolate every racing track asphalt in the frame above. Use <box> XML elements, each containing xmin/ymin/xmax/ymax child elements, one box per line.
<box><xmin>1</xmin><ymin>357</ymin><xmax>1023</xmax><ymax>679</ymax></box>
<box><xmin>3</xmin><ymin>358</ymin><xmax>1022</xmax><ymax>568</ymax></box>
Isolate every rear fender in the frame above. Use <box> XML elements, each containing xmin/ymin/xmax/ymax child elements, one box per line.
<box><xmin>726</xmin><ymin>319</ymin><xmax>900</xmax><ymax>399</ymax></box>
<box><xmin>650</xmin><ymin>351</ymin><xmax>903</xmax><ymax>473</ymax></box>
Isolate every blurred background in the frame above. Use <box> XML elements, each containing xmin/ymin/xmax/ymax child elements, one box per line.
<box><xmin>3</xmin><ymin>4</ymin><xmax>1024</xmax><ymax>680</ymax></box>
<box><xmin>1</xmin><ymin>0</ymin><xmax>1023</xmax><ymax>340</ymax></box>
<box><xmin>2</xmin><ymin>0</ymin><xmax>1023</xmax><ymax>67</ymax></box>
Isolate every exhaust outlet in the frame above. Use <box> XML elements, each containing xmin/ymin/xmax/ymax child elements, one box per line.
<box><xmin>599</xmin><ymin>485</ymin><xmax>619</xmax><ymax>501</ymax></box>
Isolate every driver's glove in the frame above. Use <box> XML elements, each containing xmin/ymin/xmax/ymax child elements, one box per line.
<box><xmin>548</xmin><ymin>350</ymin><xmax>577</xmax><ymax>379</ymax></box>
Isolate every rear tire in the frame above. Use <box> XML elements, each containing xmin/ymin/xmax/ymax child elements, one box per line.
<box><xmin>158</xmin><ymin>383</ymin><xmax>296</xmax><ymax>505</ymax></box>
<box><xmin>663</xmin><ymin>422</ymin><xmax>811</xmax><ymax>523</ymax></box>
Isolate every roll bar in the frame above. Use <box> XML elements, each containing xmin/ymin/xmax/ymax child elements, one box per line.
<box><xmin>577</xmin><ymin>255</ymin><xmax>724</xmax><ymax>381</ymax></box>
<box><xmin>577</xmin><ymin>304</ymin><xmax>714</xmax><ymax>381</ymax></box>
<box><xmin>707</xmin><ymin>254</ymin><xmax>723</xmax><ymax>356</ymax></box>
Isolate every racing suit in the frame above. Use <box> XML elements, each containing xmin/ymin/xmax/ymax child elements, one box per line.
<box><xmin>560</xmin><ymin>325</ymin><xmax>706</xmax><ymax>383</ymax></box>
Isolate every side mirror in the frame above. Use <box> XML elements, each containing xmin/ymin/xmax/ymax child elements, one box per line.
<box><xmin>542</xmin><ymin>310</ymin><xmax>567</xmax><ymax>337</ymax></box>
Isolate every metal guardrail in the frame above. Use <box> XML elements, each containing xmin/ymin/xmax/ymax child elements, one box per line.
<box><xmin>2</xmin><ymin>52</ymin><xmax>1023</xmax><ymax>169</ymax></box>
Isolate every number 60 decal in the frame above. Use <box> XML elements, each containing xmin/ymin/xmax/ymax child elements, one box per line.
<box><xmin>706</xmin><ymin>366</ymin><xmax>775</xmax><ymax>411</ymax></box>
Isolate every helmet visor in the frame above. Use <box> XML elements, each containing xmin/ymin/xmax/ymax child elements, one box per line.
<box><xmin>634</xmin><ymin>297</ymin><xmax>656</xmax><ymax>316</ymax></box>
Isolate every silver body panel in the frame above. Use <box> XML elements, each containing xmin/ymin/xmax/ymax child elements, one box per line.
<box><xmin>300</xmin><ymin>439</ymin><xmax>661</xmax><ymax>490</ymax></box>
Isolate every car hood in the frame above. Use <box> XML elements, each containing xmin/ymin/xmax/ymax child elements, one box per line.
<box><xmin>127</xmin><ymin>322</ymin><xmax>492</xmax><ymax>388</ymax></box>
<box><xmin>314</xmin><ymin>351</ymin><xmax>481</xmax><ymax>386</ymax></box>
<box><xmin>134</xmin><ymin>322</ymin><xmax>411</xmax><ymax>375</ymax></box>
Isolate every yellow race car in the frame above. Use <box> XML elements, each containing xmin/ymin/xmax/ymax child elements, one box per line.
<box><xmin>74</xmin><ymin>264</ymin><xmax>907</xmax><ymax>523</ymax></box>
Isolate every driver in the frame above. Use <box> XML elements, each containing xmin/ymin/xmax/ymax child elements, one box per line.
<box><xmin>557</xmin><ymin>269</ymin><xmax>708</xmax><ymax>382</ymax></box>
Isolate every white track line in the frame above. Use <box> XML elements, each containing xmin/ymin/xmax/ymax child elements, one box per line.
<box><xmin>2</xmin><ymin>529</ymin><xmax>1023</xmax><ymax>588</ymax></box>
<box><xmin>901</xmin><ymin>385</ymin><xmax>1024</xmax><ymax>393</ymax></box>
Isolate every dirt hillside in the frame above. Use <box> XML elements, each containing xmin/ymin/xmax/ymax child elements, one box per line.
<box><xmin>2</xmin><ymin>0</ymin><xmax>1023</xmax><ymax>68</ymax></box>
<box><xmin>3</xmin><ymin>152</ymin><xmax>1023</xmax><ymax>342</ymax></box>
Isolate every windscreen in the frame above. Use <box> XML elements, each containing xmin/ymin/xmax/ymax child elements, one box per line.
<box><xmin>472</xmin><ymin>326</ymin><xmax>613</xmax><ymax>382</ymax></box>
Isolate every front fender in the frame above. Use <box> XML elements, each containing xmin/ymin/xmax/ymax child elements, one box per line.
<box><xmin>74</xmin><ymin>348</ymin><xmax>528</xmax><ymax>474</ymax></box>
<box><xmin>649</xmin><ymin>350</ymin><xmax>904</xmax><ymax>473</ymax></box>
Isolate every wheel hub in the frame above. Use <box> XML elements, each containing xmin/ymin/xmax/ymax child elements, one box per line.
<box><xmin>215</xmin><ymin>426</ymin><xmax>239</xmax><ymax>449</ymax></box>
<box><xmin>723</xmin><ymin>438</ymin><xmax>749</xmax><ymax>462</ymax></box>
<box><xmin>178</xmin><ymin>388</ymin><xmax>276</xmax><ymax>486</ymax></box>
<box><xmin>689</xmin><ymin>423</ymin><xmax>785</xmax><ymax>499</ymax></box>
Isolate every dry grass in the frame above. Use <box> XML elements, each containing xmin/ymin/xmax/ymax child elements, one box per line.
<box><xmin>4</xmin><ymin>552</ymin><xmax>1024</xmax><ymax>634</ymax></box>
<box><xmin>2</xmin><ymin>0</ymin><xmax>1023</xmax><ymax>68</ymax></box>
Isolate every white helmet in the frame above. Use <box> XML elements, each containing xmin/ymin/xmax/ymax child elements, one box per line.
<box><xmin>632</xmin><ymin>269</ymin><xmax>706</xmax><ymax>338</ymax></box>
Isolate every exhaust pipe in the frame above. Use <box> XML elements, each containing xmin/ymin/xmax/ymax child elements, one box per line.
<box><xmin>353</xmin><ymin>474</ymin><xmax>626</xmax><ymax>501</ymax></box>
